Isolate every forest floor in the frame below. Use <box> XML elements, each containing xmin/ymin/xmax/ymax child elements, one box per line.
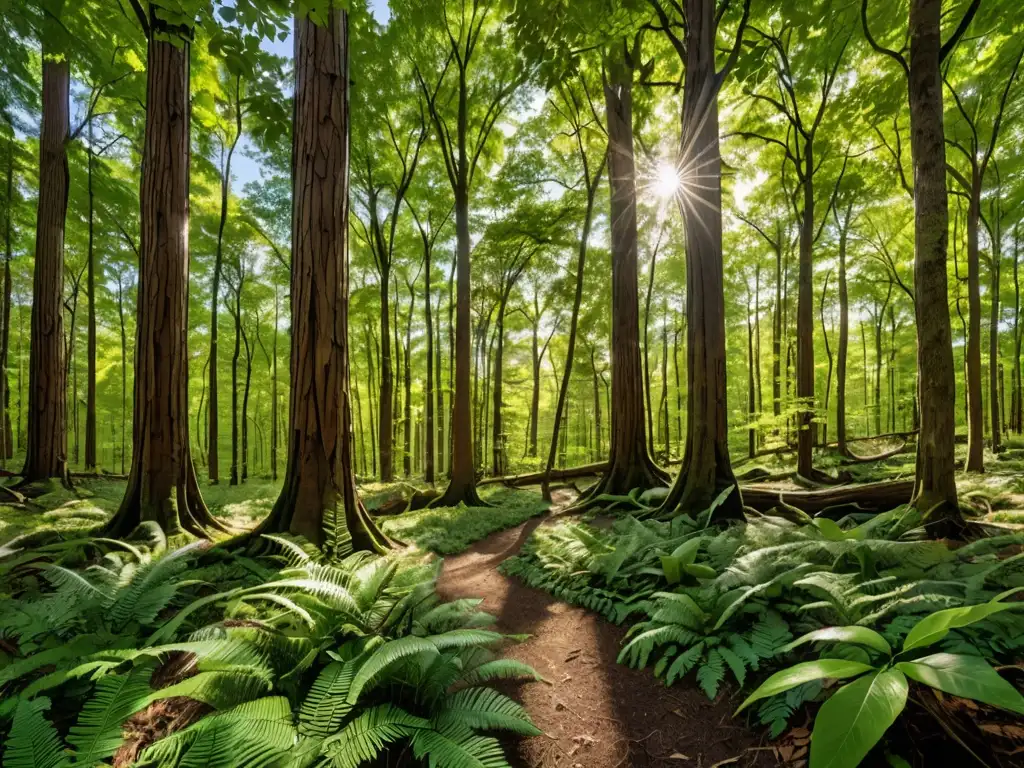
<box><xmin>434</xmin><ymin>488</ymin><xmax>772</xmax><ymax>768</ymax></box>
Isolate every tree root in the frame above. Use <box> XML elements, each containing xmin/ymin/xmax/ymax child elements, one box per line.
<box><xmin>840</xmin><ymin>440</ymin><xmax>911</xmax><ymax>464</ymax></box>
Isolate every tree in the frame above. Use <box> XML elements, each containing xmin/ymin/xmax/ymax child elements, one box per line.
<box><xmin>257</xmin><ymin>2</ymin><xmax>389</xmax><ymax>552</ymax></box>
<box><xmin>105</xmin><ymin>3</ymin><xmax>228</xmax><ymax>536</ymax></box>
<box><xmin>862</xmin><ymin>0</ymin><xmax>981</xmax><ymax>531</ymax></box>
<box><xmin>406</xmin><ymin>0</ymin><xmax>526</xmax><ymax>506</ymax></box>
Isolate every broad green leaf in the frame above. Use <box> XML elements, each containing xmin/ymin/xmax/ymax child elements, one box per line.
<box><xmin>896</xmin><ymin>653</ymin><xmax>1024</xmax><ymax>715</ymax></box>
<box><xmin>735</xmin><ymin>659</ymin><xmax>875</xmax><ymax>714</ymax></box>
<box><xmin>902</xmin><ymin>600</ymin><xmax>1021</xmax><ymax>652</ymax></box>
<box><xmin>810</xmin><ymin>670</ymin><xmax>908</xmax><ymax>768</ymax></box>
<box><xmin>782</xmin><ymin>627</ymin><xmax>891</xmax><ymax>657</ymax></box>
<box><xmin>669</xmin><ymin>537</ymin><xmax>701</xmax><ymax>565</ymax></box>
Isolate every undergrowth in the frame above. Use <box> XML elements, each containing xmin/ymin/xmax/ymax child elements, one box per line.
<box><xmin>501</xmin><ymin>502</ymin><xmax>1024</xmax><ymax>741</ymax></box>
<box><xmin>0</xmin><ymin>525</ymin><xmax>540</xmax><ymax>767</ymax></box>
<box><xmin>381</xmin><ymin>488</ymin><xmax>549</xmax><ymax>554</ymax></box>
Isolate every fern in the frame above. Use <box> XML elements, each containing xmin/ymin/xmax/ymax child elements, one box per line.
<box><xmin>67</xmin><ymin>664</ymin><xmax>155</xmax><ymax>765</ymax></box>
<box><xmin>435</xmin><ymin>688</ymin><xmax>540</xmax><ymax>735</ymax></box>
<box><xmin>696</xmin><ymin>649</ymin><xmax>725</xmax><ymax>699</ymax></box>
<box><xmin>322</xmin><ymin>704</ymin><xmax>428</xmax><ymax>768</ymax></box>
<box><xmin>2</xmin><ymin>698</ymin><xmax>69</xmax><ymax>768</ymax></box>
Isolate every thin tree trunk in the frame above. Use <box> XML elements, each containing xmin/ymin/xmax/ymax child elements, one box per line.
<box><xmin>0</xmin><ymin>135</ymin><xmax>14</xmax><ymax>463</ymax></box>
<box><xmin>643</xmin><ymin>234</ymin><xmax>658</xmax><ymax>456</ymax></box>
<box><xmin>424</xmin><ymin>242</ymin><xmax>434</xmax><ymax>483</ymax></box>
<box><xmin>660</xmin><ymin>300</ymin><xmax>670</xmax><ymax>459</ymax></box>
<box><xmin>989</xmin><ymin>229</ymin><xmax>1001</xmax><ymax>452</ymax></box>
<box><xmin>492</xmin><ymin>294</ymin><xmax>508</xmax><ymax>476</ymax></box>
<box><xmin>821</xmin><ymin>272</ymin><xmax>834</xmax><ymax>448</ymax></box>
<box><xmin>837</xmin><ymin>206</ymin><xmax>850</xmax><ymax>452</ymax></box>
<box><xmin>1013</xmin><ymin>226</ymin><xmax>1021</xmax><ymax>433</ymax></box>
<box><xmin>271</xmin><ymin>286</ymin><xmax>279</xmax><ymax>481</ymax></box>
<box><xmin>435</xmin><ymin>287</ymin><xmax>444</xmax><ymax>475</ymax></box>
<box><xmin>117</xmin><ymin>278</ymin><xmax>127</xmax><ymax>475</ymax></box>
<box><xmin>378</xmin><ymin>267</ymin><xmax>393</xmax><ymax>481</ymax></box>
<box><xmin>85</xmin><ymin>116</ymin><xmax>98</xmax><ymax>470</ymax></box>
<box><xmin>257</xmin><ymin>5</ymin><xmax>388</xmax><ymax>551</ymax></box>
<box><xmin>241</xmin><ymin>319</ymin><xmax>253</xmax><ymax>482</ymax></box>
<box><xmin>591</xmin><ymin>346</ymin><xmax>603</xmax><ymax>461</ymax></box>
<box><xmin>230</xmin><ymin>292</ymin><xmax>240</xmax><ymax>486</ymax></box>
<box><xmin>365</xmin><ymin>323</ymin><xmax>378</xmax><ymax>477</ymax></box>
<box><xmin>403</xmin><ymin>281</ymin><xmax>413</xmax><ymax>478</ymax></box>
<box><xmin>965</xmin><ymin>184</ymin><xmax>984</xmax><ymax>470</ymax></box>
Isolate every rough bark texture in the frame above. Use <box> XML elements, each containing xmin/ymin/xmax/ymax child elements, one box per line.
<box><xmin>424</xmin><ymin>245</ymin><xmax>434</xmax><ymax>483</ymax></box>
<box><xmin>837</xmin><ymin>206</ymin><xmax>850</xmax><ymax>453</ymax></box>
<box><xmin>989</xmin><ymin>236</ymin><xmax>1001</xmax><ymax>452</ymax></box>
<box><xmin>1</xmin><ymin>136</ymin><xmax>15</xmax><ymax>463</ymax></box>
<box><xmin>964</xmin><ymin>186</ymin><xmax>983</xmax><ymax>470</ymax></box>
<box><xmin>257</xmin><ymin>7</ymin><xmax>388</xmax><ymax>551</ymax></box>
<box><xmin>23</xmin><ymin>54</ymin><xmax>70</xmax><ymax>484</ymax></box>
<box><xmin>659</xmin><ymin>0</ymin><xmax>739</xmax><ymax>517</ymax></box>
<box><xmin>581</xmin><ymin>42</ymin><xmax>668</xmax><ymax>502</ymax></box>
<box><xmin>378</xmin><ymin>271</ymin><xmax>393</xmax><ymax>481</ymax></box>
<box><xmin>907</xmin><ymin>0</ymin><xmax>960</xmax><ymax>526</ymax></box>
<box><xmin>106</xmin><ymin>26</ymin><xmax>224</xmax><ymax>536</ymax></box>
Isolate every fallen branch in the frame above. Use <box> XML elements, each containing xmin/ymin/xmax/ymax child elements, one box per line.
<box><xmin>741</xmin><ymin>478</ymin><xmax>915</xmax><ymax>515</ymax></box>
<box><xmin>477</xmin><ymin>462</ymin><xmax>610</xmax><ymax>488</ymax></box>
<box><xmin>840</xmin><ymin>440</ymin><xmax>910</xmax><ymax>464</ymax></box>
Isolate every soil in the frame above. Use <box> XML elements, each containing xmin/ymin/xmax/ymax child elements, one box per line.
<box><xmin>435</xmin><ymin>491</ymin><xmax>774</xmax><ymax>768</ymax></box>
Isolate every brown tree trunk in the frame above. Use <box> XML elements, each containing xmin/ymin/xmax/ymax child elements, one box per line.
<box><xmin>105</xmin><ymin>22</ymin><xmax>224</xmax><ymax>537</ymax></box>
<box><xmin>529</xmin><ymin>312</ymin><xmax>541</xmax><ymax>457</ymax></box>
<box><xmin>772</xmin><ymin>238</ymin><xmax>783</xmax><ymax>422</ymax></box>
<box><xmin>907</xmin><ymin>0</ymin><xmax>960</xmax><ymax>526</ymax></box>
<box><xmin>23</xmin><ymin>52</ymin><xmax>70</xmax><ymax>485</ymax></box>
<box><xmin>989</xmin><ymin>233</ymin><xmax>1001</xmax><ymax>452</ymax></box>
<box><xmin>424</xmin><ymin>244</ymin><xmax>434</xmax><ymax>483</ymax></box>
<box><xmin>660</xmin><ymin>302</ymin><xmax>670</xmax><ymax>459</ymax></box>
<box><xmin>492</xmin><ymin>293</ymin><xmax>508</xmax><ymax>476</ymax></box>
<box><xmin>821</xmin><ymin>272</ymin><xmax>834</xmax><ymax>447</ymax></box>
<box><xmin>748</xmin><ymin>291</ymin><xmax>757</xmax><ymax>459</ymax></box>
<box><xmin>965</xmin><ymin>184</ymin><xmax>984</xmax><ymax>470</ymax></box>
<box><xmin>85</xmin><ymin>117</ymin><xmax>97</xmax><ymax>471</ymax></box>
<box><xmin>0</xmin><ymin>135</ymin><xmax>14</xmax><ymax>464</ymax></box>
<box><xmin>117</xmin><ymin>278</ymin><xmax>127</xmax><ymax>475</ymax></box>
<box><xmin>591</xmin><ymin>346</ymin><xmax>603</xmax><ymax>461</ymax></box>
<box><xmin>796</xmin><ymin>141</ymin><xmax>816</xmax><ymax>476</ymax></box>
<box><xmin>837</xmin><ymin>205</ymin><xmax>850</xmax><ymax>454</ymax></box>
<box><xmin>230</xmin><ymin>293</ymin><xmax>240</xmax><ymax>486</ymax></box>
<box><xmin>658</xmin><ymin>1</ymin><xmax>738</xmax><ymax>517</ymax></box>
<box><xmin>582</xmin><ymin>41</ymin><xmax>668</xmax><ymax>501</ymax></box>
<box><xmin>257</xmin><ymin>6</ymin><xmax>388</xmax><ymax>551</ymax></box>
<box><xmin>403</xmin><ymin>281</ymin><xmax>413</xmax><ymax>478</ymax></box>
<box><xmin>365</xmin><ymin>323</ymin><xmax>378</xmax><ymax>477</ymax></box>
<box><xmin>241</xmin><ymin>321</ymin><xmax>252</xmax><ymax>482</ymax></box>
<box><xmin>643</xmin><ymin>237</ymin><xmax>658</xmax><ymax>456</ymax></box>
<box><xmin>1013</xmin><ymin>227</ymin><xmax>1021</xmax><ymax>433</ymax></box>
<box><xmin>271</xmin><ymin>287</ymin><xmax>279</xmax><ymax>481</ymax></box>
<box><xmin>436</xmin><ymin>288</ymin><xmax>444</xmax><ymax>475</ymax></box>
<box><xmin>378</xmin><ymin>270</ymin><xmax>393</xmax><ymax>482</ymax></box>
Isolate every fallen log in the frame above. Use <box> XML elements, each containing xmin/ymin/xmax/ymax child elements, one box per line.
<box><xmin>824</xmin><ymin>430</ymin><xmax>918</xmax><ymax>447</ymax></box>
<box><xmin>740</xmin><ymin>478</ymin><xmax>915</xmax><ymax>516</ymax></box>
<box><xmin>840</xmin><ymin>440</ymin><xmax>911</xmax><ymax>464</ymax></box>
<box><xmin>477</xmin><ymin>462</ymin><xmax>610</xmax><ymax>488</ymax></box>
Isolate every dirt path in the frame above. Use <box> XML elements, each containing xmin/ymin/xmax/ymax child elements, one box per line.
<box><xmin>435</xmin><ymin>500</ymin><xmax>773</xmax><ymax>768</ymax></box>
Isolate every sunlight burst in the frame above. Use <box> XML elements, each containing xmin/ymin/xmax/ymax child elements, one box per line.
<box><xmin>652</xmin><ymin>160</ymin><xmax>681</xmax><ymax>200</ymax></box>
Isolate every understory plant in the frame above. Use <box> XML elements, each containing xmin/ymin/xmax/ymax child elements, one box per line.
<box><xmin>736</xmin><ymin>594</ymin><xmax>1024</xmax><ymax>768</ymax></box>
<box><xmin>0</xmin><ymin>531</ymin><xmax>540</xmax><ymax>767</ymax></box>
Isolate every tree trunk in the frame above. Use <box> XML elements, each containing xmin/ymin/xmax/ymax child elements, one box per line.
<box><xmin>673</xmin><ymin>317</ymin><xmax>683</xmax><ymax>452</ymax></box>
<box><xmin>241</xmin><ymin>322</ymin><xmax>252</xmax><ymax>482</ymax></box>
<box><xmin>837</xmin><ymin>206</ymin><xmax>850</xmax><ymax>453</ymax></box>
<box><xmin>365</xmin><ymin>323</ymin><xmax>378</xmax><ymax>477</ymax></box>
<box><xmin>23</xmin><ymin>52</ymin><xmax>70</xmax><ymax>485</ymax></box>
<box><xmin>582</xmin><ymin>41</ymin><xmax>668</xmax><ymax>501</ymax></box>
<box><xmin>907</xmin><ymin>0</ymin><xmax>960</xmax><ymax>526</ymax></box>
<box><xmin>435</xmin><ymin>288</ymin><xmax>444</xmax><ymax>475</ymax></box>
<box><xmin>105</xmin><ymin>22</ymin><xmax>224</xmax><ymax>536</ymax></box>
<box><xmin>0</xmin><ymin>136</ymin><xmax>14</xmax><ymax>463</ymax></box>
<box><xmin>748</xmin><ymin>293</ymin><xmax>757</xmax><ymax>459</ymax></box>
<box><xmin>965</xmin><ymin>180</ymin><xmax>984</xmax><ymax>470</ymax></box>
<box><xmin>660</xmin><ymin>302</ymin><xmax>670</xmax><ymax>459</ymax></box>
<box><xmin>257</xmin><ymin>6</ymin><xmax>388</xmax><ymax>551</ymax></box>
<box><xmin>230</xmin><ymin>296</ymin><xmax>240</xmax><ymax>486</ymax></box>
<box><xmin>271</xmin><ymin>287</ymin><xmax>279</xmax><ymax>480</ymax></box>
<box><xmin>424</xmin><ymin>244</ymin><xmax>434</xmax><ymax>483</ymax></box>
<box><xmin>643</xmin><ymin>237</ymin><xmax>658</xmax><ymax>456</ymax></box>
<box><xmin>529</xmin><ymin>313</ymin><xmax>541</xmax><ymax>456</ymax></box>
<box><xmin>85</xmin><ymin>117</ymin><xmax>97</xmax><ymax>471</ymax></box>
<box><xmin>989</xmin><ymin>234</ymin><xmax>1001</xmax><ymax>452</ymax></box>
<box><xmin>1014</xmin><ymin>227</ymin><xmax>1021</xmax><ymax>433</ymax></box>
<box><xmin>796</xmin><ymin>139</ymin><xmax>816</xmax><ymax>476</ymax></box>
<box><xmin>591</xmin><ymin>346</ymin><xmax>603</xmax><ymax>461</ymax></box>
<box><xmin>772</xmin><ymin>239</ymin><xmax>782</xmax><ymax>422</ymax></box>
<box><xmin>117</xmin><ymin>279</ymin><xmax>127</xmax><ymax>475</ymax></box>
<box><xmin>821</xmin><ymin>273</ymin><xmax>834</xmax><ymax>448</ymax></box>
<box><xmin>403</xmin><ymin>281</ymin><xmax>414</xmax><ymax>478</ymax></box>
<box><xmin>659</xmin><ymin>0</ymin><xmax>739</xmax><ymax>517</ymax></box>
<box><xmin>492</xmin><ymin>293</ymin><xmax>508</xmax><ymax>476</ymax></box>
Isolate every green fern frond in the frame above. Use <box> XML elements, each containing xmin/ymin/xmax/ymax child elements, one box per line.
<box><xmin>411</xmin><ymin>721</ymin><xmax>511</xmax><ymax>768</ymax></box>
<box><xmin>664</xmin><ymin>643</ymin><xmax>704</xmax><ymax>685</ymax></box>
<box><xmin>321</xmin><ymin>704</ymin><xmax>428</xmax><ymax>768</ymax></box>
<box><xmin>299</xmin><ymin>659</ymin><xmax>358</xmax><ymax>738</ymax></box>
<box><xmin>696</xmin><ymin>649</ymin><xmax>725</xmax><ymax>699</ymax></box>
<box><xmin>2</xmin><ymin>698</ymin><xmax>69</xmax><ymax>768</ymax></box>
<box><xmin>436</xmin><ymin>688</ymin><xmax>541</xmax><ymax>735</ymax></box>
<box><xmin>67</xmin><ymin>664</ymin><xmax>155</xmax><ymax>765</ymax></box>
<box><xmin>347</xmin><ymin>636</ymin><xmax>440</xmax><ymax>703</ymax></box>
<box><xmin>459</xmin><ymin>659</ymin><xmax>542</xmax><ymax>686</ymax></box>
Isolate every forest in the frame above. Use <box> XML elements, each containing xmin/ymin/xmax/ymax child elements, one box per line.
<box><xmin>1</xmin><ymin>0</ymin><xmax>1024</xmax><ymax>766</ymax></box>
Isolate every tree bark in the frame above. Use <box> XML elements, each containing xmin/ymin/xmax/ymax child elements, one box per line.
<box><xmin>230</xmin><ymin>291</ymin><xmax>240</xmax><ymax>486</ymax></box>
<box><xmin>424</xmin><ymin>241</ymin><xmax>434</xmax><ymax>483</ymax></box>
<box><xmin>643</xmin><ymin>234</ymin><xmax>658</xmax><ymax>456</ymax></box>
<box><xmin>658</xmin><ymin>0</ymin><xmax>739</xmax><ymax>517</ymax></box>
<box><xmin>257</xmin><ymin>5</ymin><xmax>388</xmax><ymax>551</ymax></box>
<box><xmin>403</xmin><ymin>280</ymin><xmax>414</xmax><ymax>478</ymax></box>
<box><xmin>106</xmin><ymin>21</ymin><xmax>224</xmax><ymax>536</ymax></box>
<box><xmin>492</xmin><ymin>293</ymin><xmax>508</xmax><ymax>476</ymax></box>
<box><xmin>23</xmin><ymin>53</ymin><xmax>70</xmax><ymax>484</ymax></box>
<box><xmin>965</xmin><ymin>183</ymin><xmax>984</xmax><ymax>470</ymax></box>
<box><xmin>0</xmin><ymin>135</ymin><xmax>14</xmax><ymax>464</ymax></box>
<box><xmin>907</xmin><ymin>0</ymin><xmax>960</xmax><ymax>526</ymax></box>
<box><xmin>85</xmin><ymin>116</ymin><xmax>97</xmax><ymax>471</ymax></box>
<box><xmin>1013</xmin><ymin>226</ymin><xmax>1021</xmax><ymax>433</ymax></box>
<box><xmin>435</xmin><ymin>287</ymin><xmax>444</xmax><ymax>475</ymax></box>
<box><xmin>378</xmin><ymin>268</ymin><xmax>393</xmax><ymax>481</ymax></box>
<box><xmin>581</xmin><ymin>40</ymin><xmax>668</xmax><ymax>501</ymax></box>
<box><xmin>989</xmin><ymin>228</ymin><xmax>1001</xmax><ymax>452</ymax></box>
<box><xmin>271</xmin><ymin>287</ymin><xmax>279</xmax><ymax>481</ymax></box>
<box><xmin>837</xmin><ymin>204</ymin><xmax>851</xmax><ymax>454</ymax></box>
<box><xmin>241</xmin><ymin>319</ymin><xmax>253</xmax><ymax>482</ymax></box>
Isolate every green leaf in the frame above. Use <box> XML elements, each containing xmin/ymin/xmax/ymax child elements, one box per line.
<box><xmin>902</xmin><ymin>599</ymin><xmax>1021</xmax><ymax>652</ymax></box>
<box><xmin>68</xmin><ymin>666</ymin><xmax>155</xmax><ymax>765</ymax></box>
<box><xmin>683</xmin><ymin>563</ymin><xmax>717</xmax><ymax>580</ymax></box>
<box><xmin>735</xmin><ymin>659</ymin><xmax>875</xmax><ymax>714</ymax></box>
<box><xmin>896</xmin><ymin>653</ymin><xmax>1024</xmax><ymax>715</ymax></box>
<box><xmin>782</xmin><ymin>627</ymin><xmax>891</xmax><ymax>657</ymax></box>
<box><xmin>810</xmin><ymin>670</ymin><xmax>908</xmax><ymax>768</ymax></box>
<box><xmin>670</xmin><ymin>537</ymin><xmax>701</xmax><ymax>565</ymax></box>
<box><xmin>3</xmin><ymin>698</ymin><xmax>70</xmax><ymax>768</ymax></box>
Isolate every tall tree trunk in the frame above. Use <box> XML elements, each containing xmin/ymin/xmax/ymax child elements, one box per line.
<box><xmin>963</xmin><ymin>181</ymin><xmax>984</xmax><ymax>469</ymax></box>
<box><xmin>821</xmin><ymin>273</ymin><xmax>833</xmax><ymax>447</ymax></box>
<box><xmin>258</xmin><ymin>5</ymin><xmax>387</xmax><ymax>551</ymax></box>
<box><xmin>660</xmin><ymin>302</ymin><xmax>670</xmax><ymax>459</ymax></box>
<box><xmin>673</xmin><ymin>317</ymin><xmax>683</xmax><ymax>452</ymax></box>
<box><xmin>492</xmin><ymin>293</ymin><xmax>508</xmax><ymax>476</ymax></box>
<box><xmin>424</xmin><ymin>246</ymin><xmax>434</xmax><ymax>483</ymax></box>
<box><xmin>747</xmin><ymin>291</ymin><xmax>757</xmax><ymax>459</ymax></box>
<box><xmin>643</xmin><ymin>237</ymin><xmax>658</xmax><ymax>456</ymax></box>
<box><xmin>772</xmin><ymin>239</ymin><xmax>782</xmax><ymax>423</ymax></box>
<box><xmin>23</xmin><ymin>52</ymin><xmax>70</xmax><ymax>485</ymax></box>
<box><xmin>85</xmin><ymin>117</ymin><xmax>97</xmax><ymax>471</ymax></box>
<box><xmin>660</xmin><ymin>0</ymin><xmax>739</xmax><ymax>516</ymax></box>
<box><xmin>1013</xmin><ymin>226</ymin><xmax>1021</xmax><ymax>433</ymax></box>
<box><xmin>378</xmin><ymin>268</ymin><xmax>393</xmax><ymax>481</ymax></box>
<box><xmin>591</xmin><ymin>346</ymin><xmax>603</xmax><ymax>461</ymax></box>
<box><xmin>354</xmin><ymin>361</ymin><xmax>366</xmax><ymax>476</ymax></box>
<box><xmin>0</xmin><ymin>135</ymin><xmax>14</xmax><ymax>463</ymax></box>
<box><xmin>907</xmin><ymin>0</ymin><xmax>959</xmax><ymax>524</ymax></box>
<box><xmin>241</xmin><ymin>321</ymin><xmax>253</xmax><ymax>482</ymax></box>
<box><xmin>271</xmin><ymin>287</ymin><xmax>279</xmax><ymax>480</ymax></box>
<box><xmin>106</xmin><ymin>20</ymin><xmax>224</xmax><ymax>536</ymax></box>
<box><xmin>529</xmin><ymin>313</ymin><xmax>541</xmax><ymax>457</ymax></box>
<box><xmin>796</xmin><ymin>140</ymin><xmax>816</xmax><ymax>475</ymax></box>
<box><xmin>583</xmin><ymin>40</ymin><xmax>667</xmax><ymax>501</ymax></box>
<box><xmin>117</xmin><ymin>278</ymin><xmax>127</xmax><ymax>475</ymax></box>
<box><xmin>230</xmin><ymin>296</ymin><xmax>240</xmax><ymax>486</ymax></box>
<box><xmin>365</xmin><ymin>323</ymin><xmax>378</xmax><ymax>477</ymax></box>
<box><xmin>392</xmin><ymin>281</ymin><xmax>402</xmax><ymax>473</ymax></box>
<box><xmin>403</xmin><ymin>282</ymin><xmax>413</xmax><ymax>478</ymax></box>
<box><xmin>436</xmin><ymin>288</ymin><xmax>444</xmax><ymax>475</ymax></box>
<box><xmin>837</xmin><ymin>205</ymin><xmax>850</xmax><ymax>453</ymax></box>
<box><xmin>989</xmin><ymin>233</ymin><xmax>1001</xmax><ymax>452</ymax></box>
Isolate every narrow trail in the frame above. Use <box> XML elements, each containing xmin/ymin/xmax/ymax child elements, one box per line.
<box><xmin>435</xmin><ymin>492</ymin><xmax>771</xmax><ymax>768</ymax></box>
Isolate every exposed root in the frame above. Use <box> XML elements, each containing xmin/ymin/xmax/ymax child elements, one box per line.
<box><xmin>742</xmin><ymin>478</ymin><xmax>915</xmax><ymax>515</ymax></box>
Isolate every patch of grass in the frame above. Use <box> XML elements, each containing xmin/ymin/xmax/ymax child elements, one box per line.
<box><xmin>381</xmin><ymin>487</ymin><xmax>549</xmax><ymax>554</ymax></box>
<box><xmin>203</xmin><ymin>478</ymin><xmax>281</xmax><ymax>527</ymax></box>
